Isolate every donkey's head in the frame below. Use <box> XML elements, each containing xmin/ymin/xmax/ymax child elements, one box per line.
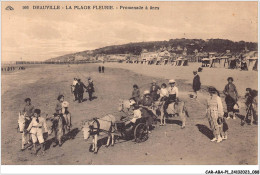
<box><xmin>118</xmin><ymin>99</ymin><xmax>124</xmax><ymax>112</ymax></box>
<box><xmin>81</xmin><ymin>120</ymin><xmax>94</xmax><ymax>140</ymax></box>
<box><xmin>118</xmin><ymin>99</ymin><xmax>132</xmax><ymax>112</ymax></box>
<box><xmin>18</xmin><ymin>112</ymin><xmax>26</xmax><ymax>133</ymax></box>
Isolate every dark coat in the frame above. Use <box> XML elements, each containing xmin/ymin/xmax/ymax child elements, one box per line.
<box><xmin>193</xmin><ymin>74</ymin><xmax>201</xmax><ymax>91</ymax></box>
<box><xmin>75</xmin><ymin>82</ymin><xmax>87</xmax><ymax>94</ymax></box>
<box><xmin>140</xmin><ymin>96</ymin><xmax>154</xmax><ymax>126</ymax></box>
<box><xmin>87</xmin><ymin>82</ymin><xmax>95</xmax><ymax>93</ymax></box>
<box><xmin>140</xmin><ymin>96</ymin><xmax>153</xmax><ymax>107</ymax></box>
<box><xmin>223</xmin><ymin>83</ymin><xmax>238</xmax><ymax>101</ymax></box>
<box><xmin>150</xmin><ymin>85</ymin><xmax>160</xmax><ymax>101</ymax></box>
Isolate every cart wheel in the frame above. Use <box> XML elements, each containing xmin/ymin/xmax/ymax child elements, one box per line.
<box><xmin>134</xmin><ymin>123</ymin><xmax>149</xmax><ymax>143</ymax></box>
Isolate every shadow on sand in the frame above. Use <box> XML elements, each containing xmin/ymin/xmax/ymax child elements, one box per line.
<box><xmin>196</xmin><ymin>124</ymin><xmax>213</xmax><ymax>140</ymax></box>
<box><xmin>82</xmin><ymin>96</ymin><xmax>98</xmax><ymax>102</ymax></box>
<box><xmin>44</xmin><ymin>128</ymin><xmax>80</xmax><ymax>150</ymax></box>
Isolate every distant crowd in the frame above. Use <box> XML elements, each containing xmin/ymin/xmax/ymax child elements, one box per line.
<box><xmin>2</xmin><ymin>66</ymin><xmax>26</xmax><ymax>72</ymax></box>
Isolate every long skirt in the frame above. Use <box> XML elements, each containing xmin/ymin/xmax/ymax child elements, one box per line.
<box><xmin>225</xmin><ymin>95</ymin><xmax>236</xmax><ymax>113</ymax></box>
<box><xmin>208</xmin><ymin>110</ymin><xmax>222</xmax><ymax>138</ymax></box>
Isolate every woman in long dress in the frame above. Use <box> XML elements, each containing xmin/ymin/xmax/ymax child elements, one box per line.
<box><xmin>223</xmin><ymin>77</ymin><xmax>238</xmax><ymax>119</ymax></box>
<box><xmin>207</xmin><ymin>87</ymin><xmax>225</xmax><ymax>143</ymax></box>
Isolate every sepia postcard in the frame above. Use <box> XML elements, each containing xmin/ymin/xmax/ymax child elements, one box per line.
<box><xmin>1</xmin><ymin>1</ymin><xmax>259</xmax><ymax>174</ymax></box>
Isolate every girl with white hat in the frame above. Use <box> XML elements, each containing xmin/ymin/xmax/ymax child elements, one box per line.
<box><xmin>125</xmin><ymin>100</ymin><xmax>142</xmax><ymax>128</ymax></box>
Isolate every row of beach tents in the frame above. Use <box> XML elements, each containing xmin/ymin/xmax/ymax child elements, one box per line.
<box><xmin>201</xmin><ymin>51</ymin><xmax>258</xmax><ymax>71</ymax></box>
<box><xmin>125</xmin><ymin>50</ymin><xmax>257</xmax><ymax>70</ymax></box>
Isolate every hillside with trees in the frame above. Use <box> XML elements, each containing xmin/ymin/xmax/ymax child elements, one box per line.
<box><xmin>46</xmin><ymin>38</ymin><xmax>257</xmax><ymax>62</ymax></box>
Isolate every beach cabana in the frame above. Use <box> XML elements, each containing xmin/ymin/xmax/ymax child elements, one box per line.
<box><xmin>201</xmin><ymin>58</ymin><xmax>210</xmax><ymax>67</ymax></box>
<box><xmin>247</xmin><ymin>57</ymin><xmax>258</xmax><ymax>71</ymax></box>
<box><xmin>219</xmin><ymin>56</ymin><xmax>229</xmax><ymax>68</ymax></box>
<box><xmin>175</xmin><ymin>58</ymin><xmax>188</xmax><ymax>66</ymax></box>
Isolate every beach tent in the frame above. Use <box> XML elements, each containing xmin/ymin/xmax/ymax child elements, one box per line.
<box><xmin>209</xmin><ymin>57</ymin><xmax>221</xmax><ymax>68</ymax></box>
<box><xmin>242</xmin><ymin>51</ymin><xmax>258</xmax><ymax>71</ymax></box>
<box><xmin>219</xmin><ymin>56</ymin><xmax>229</xmax><ymax>68</ymax></box>
<box><xmin>247</xmin><ymin>57</ymin><xmax>258</xmax><ymax>71</ymax></box>
<box><xmin>175</xmin><ymin>58</ymin><xmax>188</xmax><ymax>66</ymax></box>
<box><xmin>228</xmin><ymin>57</ymin><xmax>237</xmax><ymax>69</ymax></box>
<box><xmin>163</xmin><ymin>58</ymin><xmax>168</xmax><ymax>65</ymax></box>
<box><xmin>214</xmin><ymin>57</ymin><xmax>222</xmax><ymax>68</ymax></box>
<box><xmin>155</xmin><ymin>57</ymin><xmax>162</xmax><ymax>65</ymax></box>
<box><xmin>201</xmin><ymin>58</ymin><xmax>210</xmax><ymax>67</ymax></box>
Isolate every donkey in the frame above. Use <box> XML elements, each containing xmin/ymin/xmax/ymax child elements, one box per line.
<box><xmin>17</xmin><ymin>112</ymin><xmax>31</xmax><ymax>150</ymax></box>
<box><xmin>156</xmin><ymin>100</ymin><xmax>189</xmax><ymax>128</ymax></box>
<box><xmin>82</xmin><ymin>114</ymin><xmax>116</xmax><ymax>154</ymax></box>
<box><xmin>49</xmin><ymin>114</ymin><xmax>67</xmax><ymax>147</ymax></box>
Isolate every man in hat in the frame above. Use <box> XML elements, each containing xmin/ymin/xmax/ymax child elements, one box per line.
<box><xmin>150</xmin><ymin>80</ymin><xmax>160</xmax><ymax>101</ymax></box>
<box><xmin>26</xmin><ymin>109</ymin><xmax>50</xmax><ymax>155</ymax></box>
<box><xmin>163</xmin><ymin>79</ymin><xmax>179</xmax><ymax>115</ymax></box>
<box><xmin>75</xmin><ymin>79</ymin><xmax>87</xmax><ymax>103</ymax></box>
<box><xmin>192</xmin><ymin>71</ymin><xmax>201</xmax><ymax>99</ymax></box>
<box><xmin>87</xmin><ymin>77</ymin><xmax>95</xmax><ymax>101</ymax></box>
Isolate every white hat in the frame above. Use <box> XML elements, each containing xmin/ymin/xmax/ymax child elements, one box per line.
<box><xmin>62</xmin><ymin>101</ymin><xmax>69</xmax><ymax>108</ymax></box>
<box><xmin>144</xmin><ymin>90</ymin><xmax>150</xmax><ymax>95</ymax></box>
<box><xmin>152</xmin><ymin>80</ymin><xmax>156</xmax><ymax>84</ymax></box>
<box><xmin>169</xmin><ymin>79</ymin><xmax>176</xmax><ymax>84</ymax></box>
<box><xmin>129</xmin><ymin>99</ymin><xmax>136</xmax><ymax>106</ymax></box>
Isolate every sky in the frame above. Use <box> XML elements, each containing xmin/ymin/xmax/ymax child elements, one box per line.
<box><xmin>2</xmin><ymin>1</ymin><xmax>258</xmax><ymax>61</ymax></box>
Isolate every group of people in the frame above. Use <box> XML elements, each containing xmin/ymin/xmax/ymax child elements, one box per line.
<box><xmin>192</xmin><ymin>69</ymin><xmax>256</xmax><ymax>143</ymax></box>
<box><xmin>21</xmin><ymin>98</ymin><xmax>49</xmax><ymax>155</ymax></box>
<box><xmin>2</xmin><ymin>66</ymin><xmax>26</xmax><ymax>72</ymax></box>
<box><xmin>129</xmin><ymin>72</ymin><xmax>257</xmax><ymax>143</ymax></box>
<box><xmin>71</xmin><ymin>77</ymin><xmax>95</xmax><ymax>103</ymax></box>
<box><xmin>19</xmin><ymin>69</ymin><xmax>257</xmax><ymax>156</ymax></box>
<box><xmin>207</xmin><ymin>76</ymin><xmax>257</xmax><ymax>143</ymax></box>
<box><xmin>21</xmin><ymin>94</ymin><xmax>73</xmax><ymax>155</ymax></box>
<box><xmin>20</xmin><ymin>77</ymin><xmax>96</xmax><ymax>155</ymax></box>
<box><xmin>128</xmin><ymin>79</ymin><xmax>180</xmax><ymax>131</ymax></box>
